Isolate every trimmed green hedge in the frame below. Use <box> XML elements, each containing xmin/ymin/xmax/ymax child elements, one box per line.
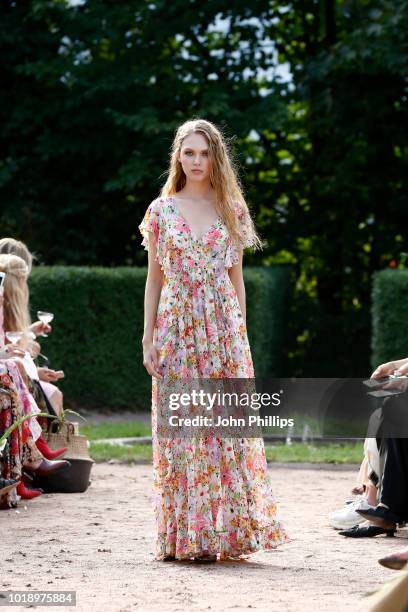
<box><xmin>245</xmin><ymin>266</ymin><xmax>292</xmax><ymax>378</ymax></box>
<box><xmin>371</xmin><ymin>269</ymin><xmax>408</xmax><ymax>368</ymax></box>
<box><xmin>29</xmin><ymin>266</ymin><xmax>292</xmax><ymax>410</ymax></box>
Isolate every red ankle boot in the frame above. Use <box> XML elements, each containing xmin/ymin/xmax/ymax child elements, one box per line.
<box><xmin>17</xmin><ymin>481</ymin><xmax>43</xmax><ymax>500</ymax></box>
<box><xmin>35</xmin><ymin>435</ymin><xmax>68</xmax><ymax>460</ymax></box>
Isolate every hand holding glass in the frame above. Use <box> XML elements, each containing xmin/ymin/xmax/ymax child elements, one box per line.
<box><xmin>5</xmin><ymin>331</ymin><xmax>23</xmax><ymax>345</ymax></box>
<box><xmin>36</xmin><ymin>311</ymin><xmax>54</xmax><ymax>337</ymax></box>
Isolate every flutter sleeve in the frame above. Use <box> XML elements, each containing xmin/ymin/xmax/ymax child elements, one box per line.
<box><xmin>138</xmin><ymin>198</ymin><xmax>166</xmax><ymax>268</ymax></box>
<box><xmin>225</xmin><ymin>201</ymin><xmax>256</xmax><ymax>268</ymax></box>
<box><xmin>139</xmin><ymin>198</ymin><xmax>160</xmax><ymax>250</ymax></box>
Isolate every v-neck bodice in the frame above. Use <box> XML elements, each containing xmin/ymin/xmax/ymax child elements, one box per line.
<box><xmin>138</xmin><ymin>195</ymin><xmax>254</xmax><ymax>279</ymax></box>
<box><xmin>169</xmin><ymin>196</ymin><xmax>221</xmax><ymax>242</ymax></box>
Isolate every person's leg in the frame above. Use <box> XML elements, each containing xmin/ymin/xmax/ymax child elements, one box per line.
<box><xmin>365</xmin><ymin>483</ymin><xmax>378</xmax><ymax>506</ymax></box>
<box><xmin>379</xmin><ymin>437</ymin><xmax>408</xmax><ymax>520</ymax></box>
<box><xmin>352</xmin><ymin>393</ymin><xmax>408</xmax><ymax>529</ymax></box>
<box><xmin>366</xmin><ymin>436</ymin><xmax>380</xmax><ymax>482</ymax></box>
<box><xmin>23</xmin><ymin>434</ymin><xmax>45</xmax><ymax>470</ymax></box>
<box><xmin>353</xmin><ymin>448</ymin><xmax>369</xmax><ymax>494</ymax></box>
<box><xmin>357</xmin><ymin>438</ymin><xmax>380</xmax><ymax>503</ymax></box>
<box><xmin>374</xmin><ymin>393</ymin><xmax>408</xmax><ymax>517</ymax></box>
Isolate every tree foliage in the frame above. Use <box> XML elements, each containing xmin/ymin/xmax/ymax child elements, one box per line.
<box><xmin>1</xmin><ymin>0</ymin><xmax>407</xmax><ymax>374</ymax></box>
<box><xmin>0</xmin><ymin>0</ymin><xmax>288</xmax><ymax>264</ymax></box>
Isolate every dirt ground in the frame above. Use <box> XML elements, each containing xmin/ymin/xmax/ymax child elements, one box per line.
<box><xmin>2</xmin><ymin>463</ymin><xmax>407</xmax><ymax>612</ymax></box>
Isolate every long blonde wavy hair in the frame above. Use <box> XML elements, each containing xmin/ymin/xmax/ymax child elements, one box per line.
<box><xmin>0</xmin><ymin>254</ymin><xmax>31</xmax><ymax>334</ymax></box>
<box><xmin>0</xmin><ymin>238</ymin><xmax>34</xmax><ymax>275</ymax></box>
<box><xmin>160</xmin><ymin>119</ymin><xmax>264</xmax><ymax>250</ymax></box>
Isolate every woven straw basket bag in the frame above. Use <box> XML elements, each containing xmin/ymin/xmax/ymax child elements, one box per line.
<box><xmin>44</xmin><ymin>421</ymin><xmax>91</xmax><ymax>460</ymax></box>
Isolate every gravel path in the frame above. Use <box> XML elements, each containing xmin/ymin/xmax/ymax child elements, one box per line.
<box><xmin>2</xmin><ymin>463</ymin><xmax>407</xmax><ymax>611</ymax></box>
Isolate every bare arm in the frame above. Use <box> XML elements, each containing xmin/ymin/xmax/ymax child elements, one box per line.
<box><xmin>228</xmin><ymin>249</ymin><xmax>246</xmax><ymax>325</ymax></box>
<box><xmin>371</xmin><ymin>357</ymin><xmax>408</xmax><ymax>379</ymax></box>
<box><xmin>142</xmin><ymin>231</ymin><xmax>164</xmax><ymax>379</ymax></box>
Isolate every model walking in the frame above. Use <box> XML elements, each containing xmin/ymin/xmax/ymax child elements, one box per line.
<box><xmin>139</xmin><ymin>119</ymin><xmax>288</xmax><ymax>561</ymax></box>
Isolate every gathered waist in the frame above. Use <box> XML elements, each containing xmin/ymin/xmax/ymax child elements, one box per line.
<box><xmin>163</xmin><ymin>266</ymin><xmax>228</xmax><ymax>287</ymax></box>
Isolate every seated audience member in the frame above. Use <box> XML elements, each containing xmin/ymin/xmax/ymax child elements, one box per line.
<box><xmin>0</xmin><ymin>252</ymin><xmax>67</xmax><ymax>444</ymax></box>
<box><xmin>0</xmin><ymin>254</ymin><xmax>69</xmax><ymax>501</ymax></box>
<box><xmin>357</xmin><ymin>358</ymin><xmax>408</xmax><ymax>524</ymax></box>
<box><xmin>0</xmin><ymin>238</ymin><xmax>64</xmax><ymax>417</ymax></box>
<box><xmin>339</xmin><ymin>357</ymin><xmax>408</xmax><ymax>538</ymax></box>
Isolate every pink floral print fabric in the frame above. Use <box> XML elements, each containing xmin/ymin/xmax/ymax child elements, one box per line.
<box><xmin>139</xmin><ymin>195</ymin><xmax>288</xmax><ymax>560</ymax></box>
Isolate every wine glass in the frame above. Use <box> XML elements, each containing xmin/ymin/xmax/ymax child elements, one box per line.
<box><xmin>36</xmin><ymin>311</ymin><xmax>54</xmax><ymax>338</ymax></box>
<box><xmin>5</xmin><ymin>331</ymin><xmax>23</xmax><ymax>345</ymax></box>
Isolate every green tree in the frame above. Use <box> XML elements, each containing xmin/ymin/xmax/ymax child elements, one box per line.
<box><xmin>242</xmin><ymin>0</ymin><xmax>408</xmax><ymax>375</ymax></box>
<box><xmin>0</xmin><ymin>0</ymin><xmax>288</xmax><ymax>264</ymax></box>
<box><xmin>1</xmin><ymin>1</ymin><xmax>407</xmax><ymax>376</ymax></box>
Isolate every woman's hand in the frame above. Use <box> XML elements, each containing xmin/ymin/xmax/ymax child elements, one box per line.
<box><xmin>30</xmin><ymin>320</ymin><xmax>52</xmax><ymax>337</ymax></box>
<box><xmin>38</xmin><ymin>367</ymin><xmax>64</xmax><ymax>382</ymax></box>
<box><xmin>393</xmin><ymin>360</ymin><xmax>408</xmax><ymax>376</ymax></box>
<box><xmin>143</xmin><ymin>340</ymin><xmax>163</xmax><ymax>379</ymax></box>
<box><xmin>371</xmin><ymin>357</ymin><xmax>408</xmax><ymax>379</ymax></box>
<box><xmin>0</xmin><ymin>345</ymin><xmax>26</xmax><ymax>359</ymax></box>
<box><xmin>28</xmin><ymin>340</ymin><xmax>41</xmax><ymax>358</ymax></box>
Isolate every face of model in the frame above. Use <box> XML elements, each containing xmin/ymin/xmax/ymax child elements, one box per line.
<box><xmin>178</xmin><ymin>133</ymin><xmax>212</xmax><ymax>183</ymax></box>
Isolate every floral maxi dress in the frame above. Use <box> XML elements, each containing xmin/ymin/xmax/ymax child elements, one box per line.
<box><xmin>139</xmin><ymin>195</ymin><xmax>288</xmax><ymax>560</ymax></box>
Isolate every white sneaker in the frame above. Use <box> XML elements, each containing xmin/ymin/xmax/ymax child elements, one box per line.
<box><xmin>329</xmin><ymin>497</ymin><xmax>375</xmax><ymax>530</ymax></box>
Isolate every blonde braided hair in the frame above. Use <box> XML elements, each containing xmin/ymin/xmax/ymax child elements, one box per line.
<box><xmin>0</xmin><ymin>254</ymin><xmax>31</xmax><ymax>334</ymax></box>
